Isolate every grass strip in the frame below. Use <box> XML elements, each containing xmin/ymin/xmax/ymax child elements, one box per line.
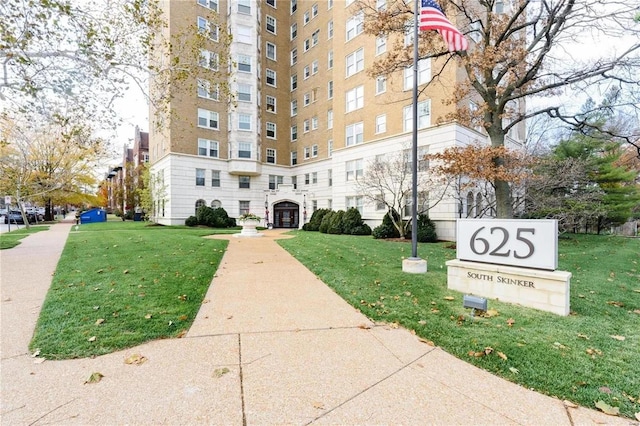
<box><xmin>30</xmin><ymin>221</ymin><xmax>227</xmax><ymax>359</ymax></box>
<box><xmin>0</xmin><ymin>225</ymin><xmax>50</xmax><ymax>249</ymax></box>
<box><xmin>278</xmin><ymin>232</ymin><xmax>640</xmax><ymax>418</ymax></box>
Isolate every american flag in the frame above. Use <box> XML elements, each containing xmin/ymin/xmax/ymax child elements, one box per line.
<box><xmin>419</xmin><ymin>0</ymin><xmax>468</xmax><ymax>52</ymax></box>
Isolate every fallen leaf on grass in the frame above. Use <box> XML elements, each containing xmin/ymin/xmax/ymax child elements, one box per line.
<box><xmin>509</xmin><ymin>367</ymin><xmax>519</xmax><ymax>374</ymax></box>
<box><xmin>610</xmin><ymin>335</ymin><xmax>625</xmax><ymax>341</ymax></box>
<box><xmin>599</xmin><ymin>386</ymin><xmax>612</xmax><ymax>394</ymax></box>
<box><xmin>85</xmin><ymin>372</ymin><xmax>104</xmax><ymax>384</ymax></box>
<box><xmin>176</xmin><ymin>329</ymin><xmax>187</xmax><ymax>338</ymax></box>
<box><xmin>443</xmin><ymin>296</ymin><xmax>455</xmax><ymax>301</ymax></box>
<box><xmin>634</xmin><ymin>310</ymin><xmax>640</xmax><ymax>315</ymax></box>
<box><xmin>635</xmin><ymin>412</ymin><xmax>640</xmax><ymax>421</ymax></box>
<box><xmin>563</xmin><ymin>400</ymin><xmax>578</xmax><ymax>408</ymax></box>
<box><xmin>586</xmin><ymin>348</ymin><xmax>602</xmax><ymax>357</ymax></box>
<box><xmin>88</xmin><ymin>336</ymin><xmax>97</xmax><ymax>342</ymax></box>
<box><xmin>178</xmin><ymin>315</ymin><xmax>188</xmax><ymax>321</ymax></box>
<box><xmin>144</xmin><ymin>314</ymin><xmax>152</xmax><ymax>319</ymax></box>
<box><xmin>506</xmin><ymin>318</ymin><xmax>515</xmax><ymax>327</ymax></box>
<box><xmin>577</xmin><ymin>333</ymin><xmax>590</xmax><ymax>340</ymax></box>
<box><xmin>606</xmin><ymin>301</ymin><xmax>624</xmax><ymax>307</ymax></box>
<box><xmin>123</xmin><ymin>269</ymin><xmax>129</xmax><ymax>274</ymax></box>
<box><xmin>95</xmin><ymin>318</ymin><xmax>105</xmax><ymax>325</ymax></box>
<box><xmin>124</xmin><ymin>354</ymin><xmax>147</xmax><ymax>365</ymax></box>
<box><xmin>418</xmin><ymin>337</ymin><xmax>434</xmax><ymax>346</ymax></box>
<box><xmin>497</xmin><ymin>351</ymin><xmax>508</xmax><ymax>361</ymax></box>
<box><xmin>483</xmin><ymin>309</ymin><xmax>500</xmax><ymax>318</ymax></box>
<box><xmin>212</xmin><ymin>367</ymin><xmax>230</xmax><ymax>378</ymax></box>
<box><xmin>31</xmin><ymin>349</ymin><xmax>40</xmax><ymax>358</ymax></box>
<box><xmin>595</xmin><ymin>400</ymin><xmax>619</xmax><ymax>416</ymax></box>
<box><xmin>34</xmin><ymin>357</ymin><xmax>46</xmax><ymax>364</ymax></box>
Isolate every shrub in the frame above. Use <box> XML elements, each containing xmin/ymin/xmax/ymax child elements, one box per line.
<box><xmin>351</xmin><ymin>224</ymin><xmax>372</xmax><ymax>235</ymax></box>
<box><xmin>372</xmin><ymin>210</ymin><xmax>401</xmax><ymax>239</ymax></box>
<box><xmin>407</xmin><ymin>214</ymin><xmax>438</xmax><ymax>243</ymax></box>
<box><xmin>342</xmin><ymin>208</ymin><xmax>372</xmax><ymax>235</ymax></box>
<box><xmin>196</xmin><ymin>206</ymin><xmax>216</xmax><ymax>227</ymax></box>
<box><xmin>327</xmin><ymin>210</ymin><xmax>345</xmax><ymax>234</ymax></box>
<box><xmin>319</xmin><ymin>210</ymin><xmax>335</xmax><ymax>233</ymax></box>
<box><xmin>185</xmin><ymin>216</ymin><xmax>198</xmax><ymax>227</ymax></box>
<box><xmin>195</xmin><ymin>206</ymin><xmax>234</xmax><ymax>228</ymax></box>
<box><xmin>303</xmin><ymin>208</ymin><xmax>331</xmax><ymax>231</ymax></box>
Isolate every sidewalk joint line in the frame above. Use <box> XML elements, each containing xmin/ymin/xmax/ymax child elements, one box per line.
<box><xmin>305</xmin><ymin>351</ymin><xmax>432</xmax><ymax>425</ymax></box>
<box><xmin>237</xmin><ymin>333</ymin><xmax>247</xmax><ymax>426</ymax></box>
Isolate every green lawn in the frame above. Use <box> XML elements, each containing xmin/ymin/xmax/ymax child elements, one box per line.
<box><xmin>26</xmin><ymin>221</ymin><xmax>639</xmax><ymax>418</ymax></box>
<box><xmin>278</xmin><ymin>232</ymin><xmax>640</xmax><ymax>419</ymax></box>
<box><xmin>0</xmin><ymin>225</ymin><xmax>49</xmax><ymax>249</ymax></box>
<box><xmin>30</xmin><ymin>221</ymin><xmax>228</xmax><ymax>359</ymax></box>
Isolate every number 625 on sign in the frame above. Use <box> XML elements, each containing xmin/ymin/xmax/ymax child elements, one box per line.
<box><xmin>456</xmin><ymin>219</ymin><xmax>558</xmax><ymax>271</ymax></box>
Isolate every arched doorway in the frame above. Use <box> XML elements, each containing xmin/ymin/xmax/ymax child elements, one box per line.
<box><xmin>273</xmin><ymin>201</ymin><xmax>300</xmax><ymax>228</ymax></box>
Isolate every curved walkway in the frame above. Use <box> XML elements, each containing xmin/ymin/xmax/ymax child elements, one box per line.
<box><xmin>0</xmin><ymin>221</ymin><xmax>632</xmax><ymax>425</ymax></box>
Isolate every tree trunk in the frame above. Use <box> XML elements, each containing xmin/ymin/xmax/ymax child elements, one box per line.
<box><xmin>489</xmin><ymin>130</ymin><xmax>514</xmax><ymax>219</ymax></box>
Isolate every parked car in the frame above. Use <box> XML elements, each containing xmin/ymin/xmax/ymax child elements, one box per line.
<box><xmin>4</xmin><ymin>210</ymin><xmax>27</xmax><ymax>224</ymax></box>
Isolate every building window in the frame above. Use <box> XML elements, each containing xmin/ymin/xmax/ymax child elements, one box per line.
<box><xmin>312</xmin><ymin>3</ymin><xmax>318</xmax><ymax>17</ymax></box>
<box><xmin>266</xmin><ymin>95</ymin><xmax>276</xmax><ymax>112</ymax></box>
<box><xmin>291</xmin><ymin>175</ymin><xmax>297</xmax><ymax>189</ymax></box>
<box><xmin>376</xmin><ymin>76</ymin><xmax>386</xmax><ymax>94</ymax></box>
<box><xmin>291</xmin><ymin>151</ymin><xmax>297</xmax><ymax>165</ymax></box>
<box><xmin>291</xmin><ymin>0</ymin><xmax>297</xmax><ymax>14</ymax></box>
<box><xmin>238</xmin><ymin>83</ymin><xmax>252</xmax><ymax>102</ymax></box>
<box><xmin>328</xmin><ymin>139</ymin><xmax>333</xmax><ymax>157</ymax></box>
<box><xmin>195</xmin><ymin>198</ymin><xmax>206</xmax><ymax>214</ymax></box>
<box><xmin>403</xmin><ymin>59</ymin><xmax>431</xmax><ymax>90</ymax></box>
<box><xmin>291</xmin><ymin>125</ymin><xmax>298</xmax><ymax>141</ymax></box>
<box><xmin>312</xmin><ymin>172</ymin><xmax>318</xmax><ymax>184</ymax></box>
<box><xmin>269</xmin><ymin>175</ymin><xmax>283</xmax><ymax>190</ymax></box>
<box><xmin>403</xmin><ymin>100</ymin><xmax>431</xmax><ymax>132</ymax></box>
<box><xmin>198</xmin><ymin>108</ymin><xmax>219</xmax><ymax>130</ymax></box>
<box><xmin>237</xmin><ymin>55</ymin><xmax>251</xmax><ymax>72</ymax></box>
<box><xmin>238</xmin><ymin>113</ymin><xmax>252</xmax><ymax>131</ymax></box>
<box><xmin>303</xmin><ymin>92</ymin><xmax>311</xmax><ymax>106</ymax></box>
<box><xmin>327</xmin><ymin>50</ymin><xmax>334</xmax><ymax>69</ymax></box>
<box><xmin>345</xmin><ymin>159</ymin><xmax>363</xmax><ymax>181</ymax></box>
<box><xmin>198</xmin><ymin>138</ymin><xmax>219</xmax><ymax>157</ymax></box>
<box><xmin>312</xmin><ymin>60</ymin><xmax>319</xmax><ymax>74</ymax></box>
<box><xmin>290</xmin><ymin>48</ymin><xmax>297</xmax><ymax>65</ymax></box>
<box><xmin>304</xmin><ymin>38</ymin><xmax>311</xmax><ymax>52</ymax></box>
<box><xmin>239</xmin><ymin>176</ymin><xmax>251</xmax><ymax>189</ymax></box>
<box><xmin>290</xmin><ymin>100</ymin><xmax>297</xmax><ymax>116</ymax></box>
<box><xmin>266</xmin><ymin>0</ymin><xmax>275</xmax><ymax>7</ymax></box>
<box><xmin>291</xmin><ymin>74</ymin><xmax>297</xmax><ymax>91</ymax></box>
<box><xmin>238</xmin><ymin>0</ymin><xmax>250</xmax><ymax>14</ymax></box>
<box><xmin>238</xmin><ymin>142</ymin><xmax>252</xmax><ymax>158</ymax></box>
<box><xmin>346</xmin><ymin>12</ymin><xmax>364</xmax><ymax>41</ymax></box>
<box><xmin>266</xmin><ymin>42</ymin><xmax>276</xmax><ymax>60</ymax></box>
<box><xmin>266</xmin><ymin>69</ymin><xmax>276</xmax><ymax>86</ymax></box>
<box><xmin>303</xmin><ymin>120</ymin><xmax>310</xmax><ymax>133</ymax></box>
<box><xmin>345</xmin><ymin>48</ymin><xmax>364</xmax><ymax>77</ymax></box>
<box><xmin>266</xmin><ymin>148</ymin><xmax>276</xmax><ymax>163</ymax></box>
<box><xmin>304</xmin><ymin>173</ymin><xmax>310</xmax><ymax>184</ymax></box>
<box><xmin>328</xmin><ymin>169</ymin><xmax>332</xmax><ymax>186</ymax></box>
<box><xmin>346</xmin><ymin>196</ymin><xmax>364</xmax><ymax>215</ymax></box>
<box><xmin>197</xmin><ymin>16</ymin><xmax>219</xmax><ymax>41</ymax></box>
<box><xmin>304</xmin><ymin>147</ymin><xmax>310</xmax><ymax>159</ymax></box>
<box><xmin>312</xmin><ymin>200</ymin><xmax>318</xmax><ymax>212</ymax></box>
<box><xmin>327</xmin><ymin>109</ymin><xmax>333</xmax><ymax>129</ymax></box>
<box><xmin>303</xmin><ymin>10</ymin><xmax>310</xmax><ymax>24</ymax></box>
<box><xmin>375</xmin><ymin>114</ymin><xmax>386</xmax><ymax>134</ymax></box>
<box><xmin>328</xmin><ymin>20</ymin><xmax>334</xmax><ymax>39</ymax></box>
<box><xmin>376</xmin><ymin>36</ymin><xmax>387</xmax><ymax>55</ymax></box>
<box><xmin>346</xmin><ymin>122</ymin><xmax>364</xmax><ymax>146</ymax></box>
<box><xmin>236</xmin><ymin>25</ymin><xmax>252</xmax><ymax>44</ymax></box>
<box><xmin>197</xmin><ymin>79</ymin><xmax>219</xmax><ymax>100</ymax></box>
<box><xmin>199</xmin><ymin>49</ymin><xmax>219</xmax><ymax>70</ymax></box>
<box><xmin>312</xmin><ymin>144</ymin><xmax>318</xmax><ymax>157</ymax></box>
<box><xmin>303</xmin><ymin>65</ymin><xmax>310</xmax><ymax>79</ymax></box>
<box><xmin>211</xmin><ymin>170</ymin><xmax>220</xmax><ymax>187</ymax></box>
<box><xmin>290</xmin><ymin>23</ymin><xmax>297</xmax><ymax>39</ymax></box>
<box><xmin>327</xmin><ymin>80</ymin><xmax>333</xmax><ymax>98</ymax></box>
<box><xmin>266</xmin><ymin>15</ymin><xmax>276</xmax><ymax>34</ymax></box>
<box><xmin>312</xmin><ymin>29</ymin><xmax>320</xmax><ymax>46</ymax></box>
<box><xmin>266</xmin><ymin>122</ymin><xmax>276</xmax><ymax>139</ymax></box>
<box><xmin>345</xmin><ymin>85</ymin><xmax>364</xmax><ymax>112</ymax></box>
<box><xmin>239</xmin><ymin>200</ymin><xmax>250</xmax><ymax>215</ymax></box>
<box><xmin>197</xmin><ymin>0</ymin><xmax>218</xmax><ymax>12</ymax></box>
<box><xmin>196</xmin><ymin>169</ymin><xmax>205</xmax><ymax>186</ymax></box>
<box><xmin>311</xmin><ymin>117</ymin><xmax>318</xmax><ymax>130</ymax></box>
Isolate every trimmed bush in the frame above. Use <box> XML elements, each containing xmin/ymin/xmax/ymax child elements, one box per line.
<box><xmin>303</xmin><ymin>208</ymin><xmax>331</xmax><ymax>231</ymax></box>
<box><xmin>372</xmin><ymin>210</ymin><xmax>401</xmax><ymax>239</ymax></box>
<box><xmin>195</xmin><ymin>206</ymin><xmax>235</xmax><ymax>228</ymax></box>
<box><xmin>327</xmin><ymin>210</ymin><xmax>345</xmax><ymax>234</ymax></box>
<box><xmin>407</xmin><ymin>214</ymin><xmax>438</xmax><ymax>243</ymax></box>
<box><xmin>351</xmin><ymin>224</ymin><xmax>372</xmax><ymax>235</ymax></box>
<box><xmin>185</xmin><ymin>216</ymin><xmax>198</xmax><ymax>227</ymax></box>
<box><xmin>342</xmin><ymin>208</ymin><xmax>372</xmax><ymax>235</ymax></box>
<box><xmin>319</xmin><ymin>210</ymin><xmax>335</xmax><ymax>234</ymax></box>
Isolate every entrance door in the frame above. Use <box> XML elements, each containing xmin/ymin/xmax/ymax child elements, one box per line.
<box><xmin>273</xmin><ymin>202</ymin><xmax>300</xmax><ymax>228</ymax></box>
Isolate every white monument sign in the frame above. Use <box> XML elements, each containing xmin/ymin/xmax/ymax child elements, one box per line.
<box><xmin>456</xmin><ymin>219</ymin><xmax>558</xmax><ymax>270</ymax></box>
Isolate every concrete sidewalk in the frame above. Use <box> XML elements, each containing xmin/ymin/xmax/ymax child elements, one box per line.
<box><xmin>0</xmin><ymin>222</ymin><xmax>634</xmax><ymax>425</ymax></box>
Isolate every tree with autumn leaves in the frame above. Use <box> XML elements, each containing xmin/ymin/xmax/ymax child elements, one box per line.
<box><xmin>358</xmin><ymin>0</ymin><xmax>640</xmax><ymax>218</ymax></box>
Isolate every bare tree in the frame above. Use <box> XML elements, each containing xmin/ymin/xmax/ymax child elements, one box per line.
<box><xmin>355</xmin><ymin>150</ymin><xmax>451</xmax><ymax>238</ymax></box>
<box><xmin>358</xmin><ymin>0</ymin><xmax>640</xmax><ymax>218</ymax></box>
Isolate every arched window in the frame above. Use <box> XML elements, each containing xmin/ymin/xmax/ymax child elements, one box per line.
<box><xmin>475</xmin><ymin>193</ymin><xmax>483</xmax><ymax>218</ymax></box>
<box><xmin>211</xmin><ymin>200</ymin><xmax>222</xmax><ymax>209</ymax></box>
<box><xmin>466</xmin><ymin>192</ymin><xmax>474</xmax><ymax>218</ymax></box>
<box><xmin>195</xmin><ymin>199</ymin><xmax>206</xmax><ymax>214</ymax></box>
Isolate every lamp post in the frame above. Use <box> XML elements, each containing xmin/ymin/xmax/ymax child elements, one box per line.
<box><xmin>303</xmin><ymin>194</ymin><xmax>307</xmax><ymax>224</ymax></box>
<box><xmin>264</xmin><ymin>194</ymin><xmax>269</xmax><ymax>226</ymax></box>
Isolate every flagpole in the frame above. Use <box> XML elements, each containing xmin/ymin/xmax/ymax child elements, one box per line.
<box><xmin>411</xmin><ymin>0</ymin><xmax>419</xmax><ymax>260</ymax></box>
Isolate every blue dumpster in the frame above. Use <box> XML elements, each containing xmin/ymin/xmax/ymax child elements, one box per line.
<box><xmin>79</xmin><ymin>208</ymin><xmax>107</xmax><ymax>224</ymax></box>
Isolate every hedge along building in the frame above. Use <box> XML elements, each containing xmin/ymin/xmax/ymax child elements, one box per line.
<box><xmin>147</xmin><ymin>0</ymin><xmax>525</xmax><ymax>241</ymax></box>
